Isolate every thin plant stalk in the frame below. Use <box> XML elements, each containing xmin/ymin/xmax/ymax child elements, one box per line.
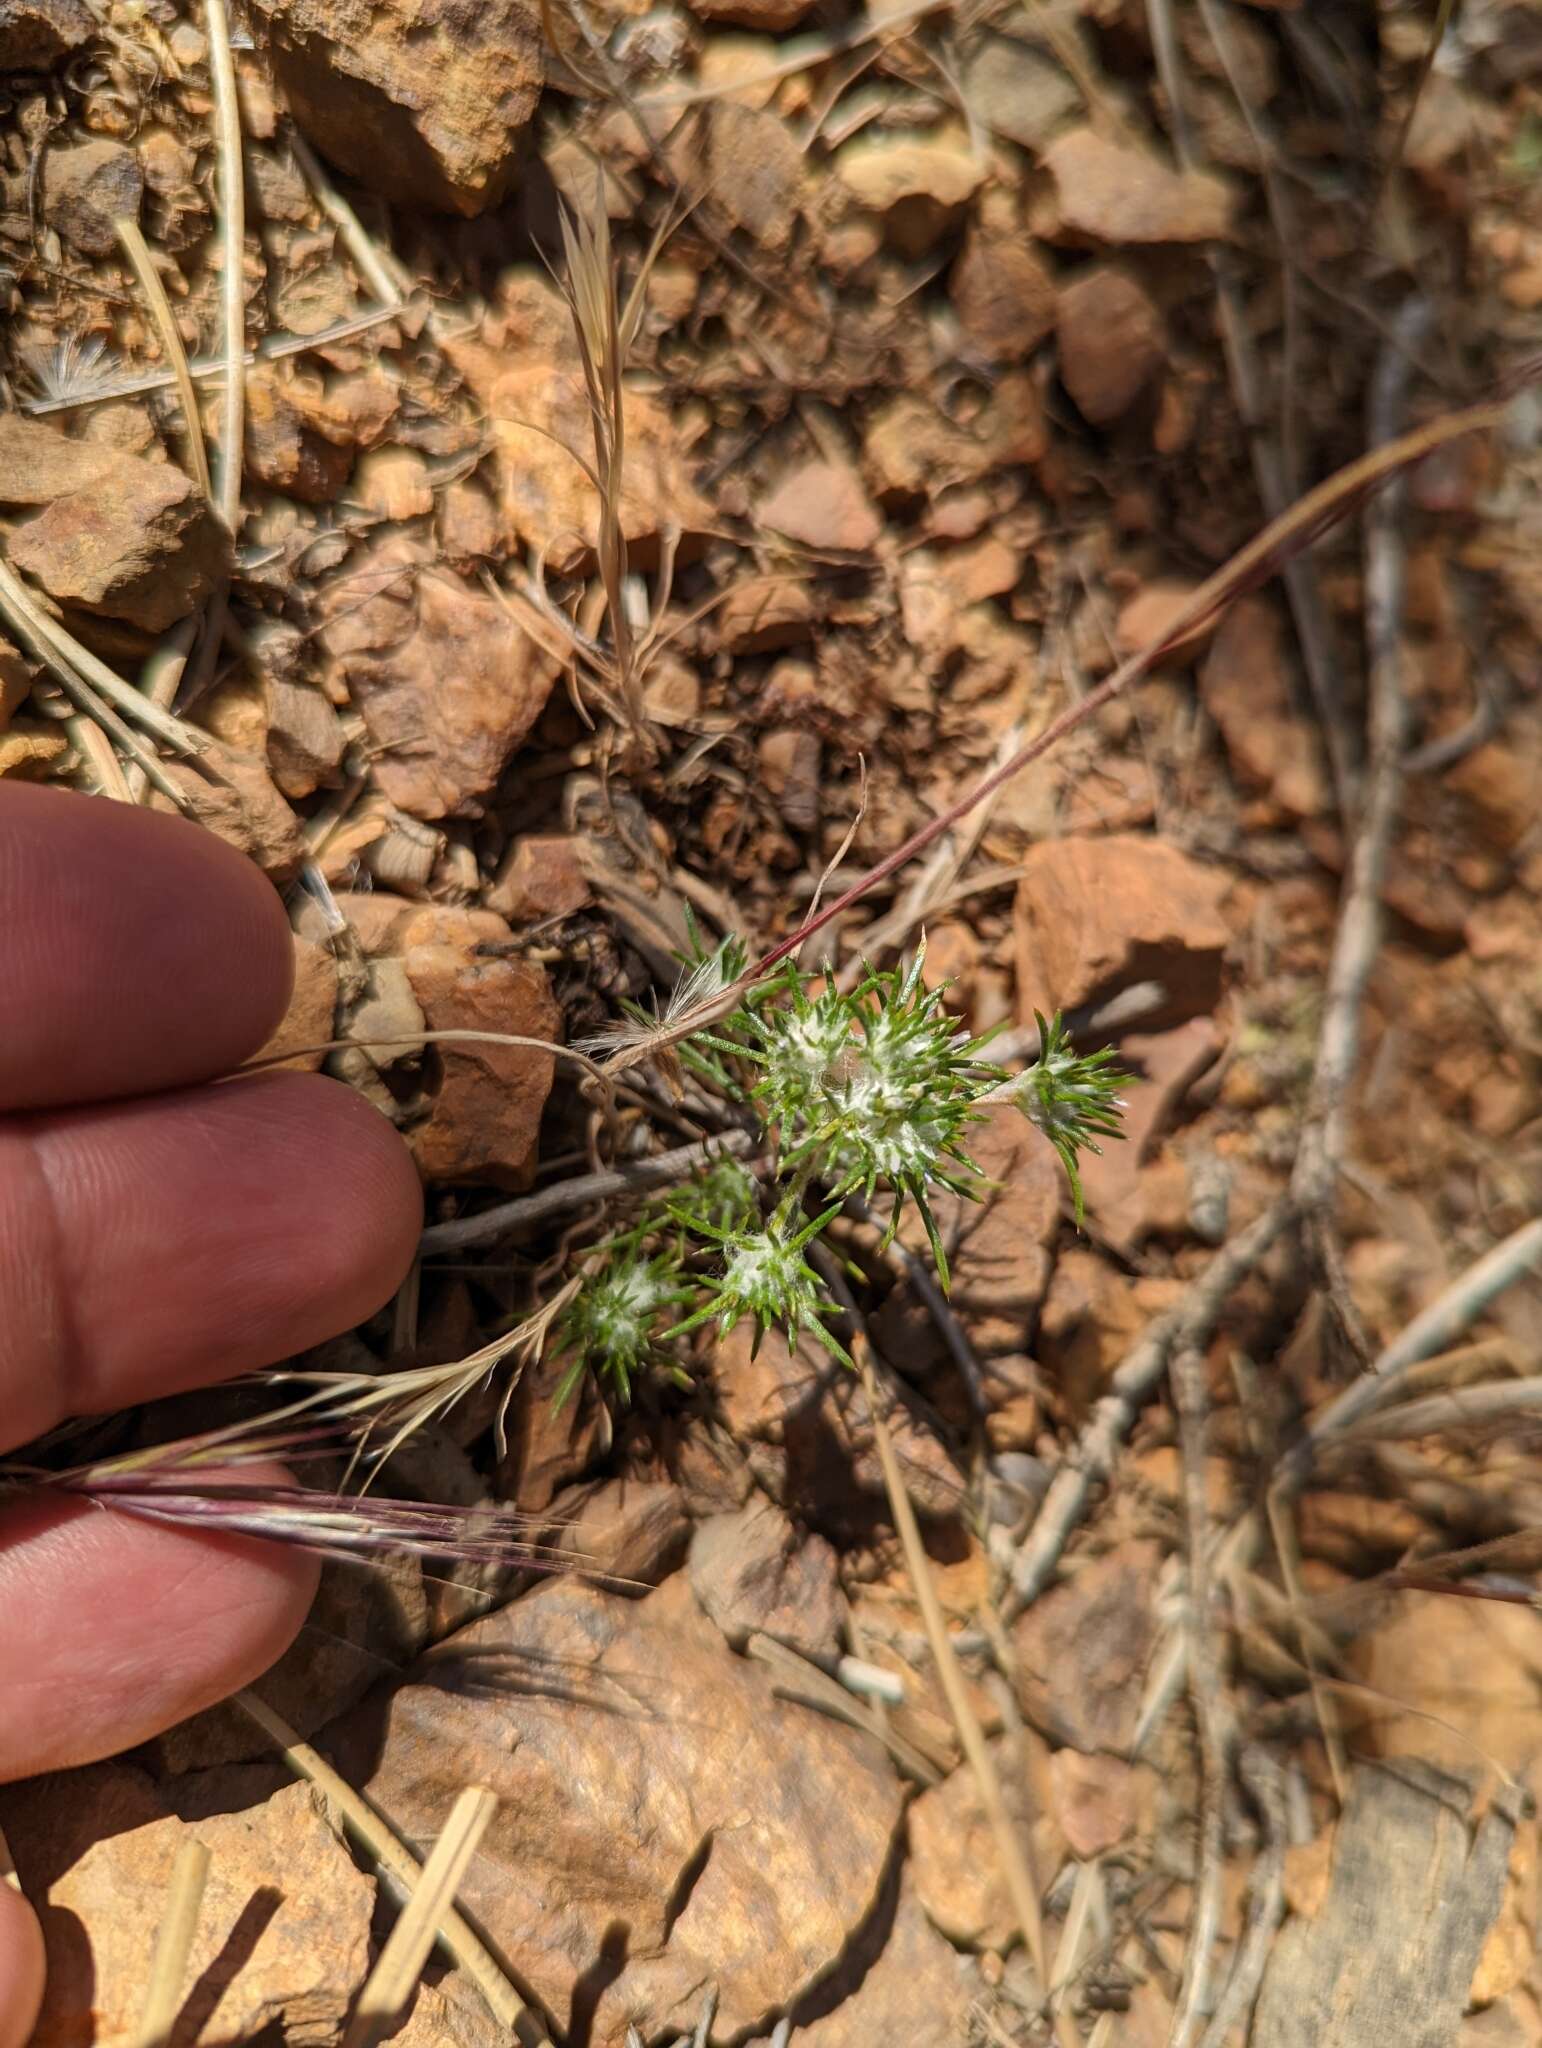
<box><xmin>235</xmin><ymin>1691</ymin><xmax>546</xmax><ymax>2043</ymax></box>
<box><xmin>67</xmin><ymin>714</ymin><xmax>134</xmax><ymax>800</ymax></box>
<box><xmin>19</xmin><ymin>305</ymin><xmax>404</xmax><ymax>418</ymax></box>
<box><xmin>113</xmin><ymin>216</ymin><xmax>212</xmax><ymax>498</ymax></box>
<box><xmin>344</xmin><ymin>1786</ymin><xmax>497</xmax><ymax>2048</ymax></box>
<box><xmin>130</xmin><ymin>1837</ymin><xmax>211</xmax><ymax>2048</ymax></box>
<box><xmin>854</xmin><ymin>1342</ymin><xmax>1076</xmax><ymax>2047</ymax></box>
<box><xmin>204</xmin><ymin>0</ymin><xmax>245</xmax><ymax>532</ymax></box>
<box><xmin>0</xmin><ymin>561</ymin><xmax>192</xmax><ymax>803</ymax></box>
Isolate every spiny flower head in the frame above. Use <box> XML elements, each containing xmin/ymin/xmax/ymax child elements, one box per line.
<box><xmin>711</xmin><ymin>947</ymin><xmax>993</xmax><ymax>1283</ymax></box>
<box><xmin>554</xmin><ymin>1237</ymin><xmax>694</xmax><ymax>1407</ymax></box>
<box><xmin>663</xmin><ymin>1203</ymin><xmax>850</xmax><ymax>1365</ymax></box>
<box><xmin>1014</xmin><ymin>1010</ymin><xmax>1131</xmax><ymax>1225</ymax></box>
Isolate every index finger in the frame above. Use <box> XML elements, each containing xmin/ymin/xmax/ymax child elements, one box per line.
<box><xmin>0</xmin><ymin>783</ymin><xmax>294</xmax><ymax>1111</ymax></box>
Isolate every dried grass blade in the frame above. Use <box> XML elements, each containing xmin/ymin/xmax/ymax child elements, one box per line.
<box><xmin>130</xmin><ymin>1836</ymin><xmax>211</xmax><ymax>2048</ymax></box>
<box><xmin>114</xmin><ymin>218</ymin><xmax>212</xmax><ymax>499</ymax></box>
<box><xmin>235</xmin><ymin>1691</ymin><xmax>544</xmax><ymax>2041</ymax></box>
<box><xmin>344</xmin><ymin>1786</ymin><xmax>498</xmax><ymax>2048</ymax></box>
<box><xmin>854</xmin><ymin>1342</ymin><xmax>1078</xmax><ymax>2047</ymax></box>
<box><xmin>203</xmin><ymin>0</ymin><xmax>245</xmax><ymax>531</ymax></box>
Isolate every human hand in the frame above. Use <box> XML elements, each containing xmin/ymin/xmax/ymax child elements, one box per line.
<box><xmin>0</xmin><ymin>783</ymin><xmax>421</xmax><ymax>2045</ymax></box>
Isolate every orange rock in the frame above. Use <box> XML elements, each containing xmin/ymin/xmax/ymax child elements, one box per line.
<box><xmin>910</xmin><ymin>1736</ymin><xmax>1061</xmax><ymax>1949</ymax></box>
<box><xmin>1014</xmin><ymin>832</ymin><xmax>1232</xmax><ymax>1028</ymax></box>
<box><xmin>255</xmin><ymin>932</ymin><xmax>339</xmax><ymax>1072</ymax></box>
<box><xmin>951</xmin><ymin>228</ymin><xmax>1057</xmax><ymax>362</ymax></box>
<box><xmin>1057</xmin><ymin>265</ymin><xmax>1166</xmax><ymax>424</ymax></box>
<box><xmin>485</xmin><ymin>361</ymin><xmax>713</xmax><ymax>571</ymax></box>
<box><xmin>1011</xmin><ymin>1540</ymin><xmax>1164</xmax><ymax>1751</ymax></box>
<box><xmin>1037</xmin><ymin>128</ymin><xmax>1234</xmax><ymax>244</ymax></box>
<box><xmin>1114</xmin><ymin>578</ymin><xmax>1217</xmax><ymax>663</ymax></box>
<box><xmin>398</xmin><ymin>903</ymin><xmax>561</xmax><ymax>1188</ymax></box>
<box><xmin>486</xmin><ymin>834</ymin><xmax>592</xmax><ymax>924</ymax></box>
<box><xmin>153</xmin><ymin>741</ymin><xmax>305</xmax><ymax>880</ymax></box>
<box><xmin>1048</xmin><ymin>1747</ymin><xmax>1155</xmax><ymax>1858</ymax></box>
<box><xmin>243</xmin><ymin>363</ymin><xmax>355</xmax><ymax>503</ymax></box>
<box><xmin>344</xmin><ymin>1573</ymin><xmax>905</xmax><ymax>2044</ymax></box>
<box><xmin>1199</xmin><ymin>596</ymin><xmax>1327</xmax><ymax>819</ymax></box>
<box><xmin>253</xmin><ymin>0</ymin><xmax>542</xmax><ymax>213</ymax></box>
<box><xmin>761</xmin><ymin>457</ymin><xmax>882</xmax><ymax>554</ymax></box>
<box><xmin>0</xmin><ymin>1764</ymin><xmax>374</xmax><ymax>2045</ymax></box>
<box><xmin>337</xmin><ymin>561</ymin><xmax>559</xmax><ymax>820</ymax></box>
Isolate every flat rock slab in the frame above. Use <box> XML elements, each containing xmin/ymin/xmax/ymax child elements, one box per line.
<box><xmin>333</xmin><ymin>1571</ymin><xmax>906</xmax><ymax>2046</ymax></box>
<box><xmin>1253</xmin><ymin>1760</ymin><xmax>1516</xmax><ymax>2048</ymax></box>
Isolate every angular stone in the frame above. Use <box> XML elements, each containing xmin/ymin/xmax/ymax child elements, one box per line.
<box><xmin>485</xmin><ymin>833</ymin><xmax>591</xmax><ymax>924</ymax></box>
<box><xmin>331</xmin><ymin>558</ymin><xmax>559</xmax><ymax>820</ymax></box>
<box><xmin>1038</xmin><ymin>127</ymin><xmax>1234</xmax><ymax>244</ymax></box>
<box><xmin>707</xmin><ymin>100</ymin><xmax>803</xmax><ymax>248</ymax></box>
<box><xmin>244</xmin><ymin>363</ymin><xmax>356</xmax><ymax>504</ymax></box>
<box><xmin>0</xmin><ymin>0</ymin><xmax>94</xmax><ymax>69</ymax></box>
<box><xmin>1199</xmin><ymin>596</ymin><xmax>1326</xmax><ymax>819</ymax></box>
<box><xmin>909</xmin><ymin>1737</ymin><xmax>1049</xmax><ymax>1950</ymax></box>
<box><xmin>1057</xmin><ymin>265</ymin><xmax>1166</xmax><ymax>424</ymax></box>
<box><xmin>43</xmin><ymin>138</ymin><xmax>142</xmax><ymax>255</ymax></box>
<box><xmin>396</xmin><ymin>902</ymin><xmax>560</xmax><ymax>1187</ymax></box>
<box><xmin>961</xmin><ymin>32</ymin><xmax>1080</xmax><ymax>150</ymax></box>
<box><xmin>951</xmin><ymin>229</ymin><xmax>1057</xmax><ymax>362</ymax></box>
<box><xmin>480</xmin><ymin>360</ymin><xmax>712</xmax><ymax>572</ymax></box>
<box><xmin>252</xmin><ymin>0</ymin><xmax>544</xmax><ymax>214</ymax></box>
<box><xmin>0</xmin><ymin>1763</ymin><xmax>374</xmax><ymax>2046</ymax></box>
<box><xmin>794</xmin><ymin>1867</ymin><xmax>973</xmax><ymax>2045</ymax></box>
<box><xmin>154</xmin><ymin>742</ymin><xmax>306</xmax><ymax>880</ymax></box>
<box><xmin>0</xmin><ymin>420</ymin><xmax>227</xmax><ymax>632</ymax></box>
<box><xmin>761</xmin><ymin>457</ymin><xmax>882</xmax><ymax>554</ymax></box>
<box><xmin>714</xmin><ymin>1322</ymin><xmax>964</xmax><ymax>1528</ymax></box>
<box><xmin>547</xmin><ymin>1475</ymin><xmax>690</xmax><ymax>1585</ymax></box>
<box><xmin>256</xmin><ymin>932</ymin><xmax>339</xmax><ymax>1072</ymax></box>
<box><xmin>690</xmin><ymin>1495</ymin><xmax>844</xmax><ymax>1657</ymax></box>
<box><xmin>1014</xmin><ymin>833</ymin><xmax>1231</xmax><ymax>1029</ymax></box>
<box><xmin>338</xmin><ymin>1573</ymin><xmax>905</xmax><ymax>2046</ymax></box>
<box><xmin>1011</xmin><ymin>1540</ymin><xmax>1163</xmax><ymax>1751</ymax></box>
<box><xmin>837</xmin><ymin>127</ymin><xmax>985</xmax><ymax>214</ymax></box>
<box><xmin>265</xmin><ymin>676</ymin><xmax>348</xmax><ymax>799</ymax></box>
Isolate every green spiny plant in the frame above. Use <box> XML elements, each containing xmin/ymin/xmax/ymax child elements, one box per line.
<box><xmin>554</xmin><ymin>942</ymin><xmax>1133</xmax><ymax>1408</ymax></box>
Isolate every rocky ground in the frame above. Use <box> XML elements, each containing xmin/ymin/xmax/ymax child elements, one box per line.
<box><xmin>2</xmin><ymin>0</ymin><xmax>1542</xmax><ymax>2043</ymax></box>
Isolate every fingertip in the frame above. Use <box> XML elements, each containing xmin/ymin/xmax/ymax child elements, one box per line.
<box><xmin>0</xmin><ymin>1862</ymin><xmax>47</xmax><ymax>2048</ymax></box>
<box><xmin>0</xmin><ymin>782</ymin><xmax>296</xmax><ymax>1109</ymax></box>
<box><xmin>0</xmin><ymin>1486</ymin><xmax>321</xmax><ymax>1781</ymax></box>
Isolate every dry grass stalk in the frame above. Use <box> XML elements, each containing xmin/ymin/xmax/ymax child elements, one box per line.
<box><xmin>67</xmin><ymin>713</ymin><xmax>134</xmax><ymax>800</ymax></box>
<box><xmin>0</xmin><ymin>559</ymin><xmax>206</xmax><ymax>760</ymax></box>
<box><xmin>541</xmin><ymin>189</ymin><xmax>681</xmax><ymax>735</ymax></box>
<box><xmin>19</xmin><ymin>307</ymin><xmax>406</xmax><ymax>419</ymax></box>
<box><xmin>129</xmin><ymin>1837</ymin><xmax>211</xmax><ymax>2048</ymax></box>
<box><xmin>854</xmin><ymin>1341</ymin><xmax>1077</xmax><ymax>2047</ymax></box>
<box><xmin>1285</xmin><ymin>1215</ymin><xmax>1542</xmax><ymax>1465</ymax></box>
<box><xmin>235</xmin><ymin>1692</ymin><xmax>545</xmax><ymax>2043</ymax></box>
<box><xmin>113</xmin><ymin>217</ymin><xmax>212</xmax><ymax>499</ymax></box>
<box><xmin>344</xmin><ymin>1786</ymin><xmax>498</xmax><ymax>2048</ymax></box>
<box><xmin>1169</xmin><ymin>1346</ymin><xmax>1233</xmax><ymax>2048</ymax></box>
<box><xmin>287</xmin><ymin>124</ymin><xmax>409</xmax><ymax>309</ymax></box>
<box><xmin>0</xmin><ymin>560</ymin><xmax>193</xmax><ymax>804</ymax></box>
<box><xmin>203</xmin><ymin>0</ymin><xmax>245</xmax><ymax>532</ymax></box>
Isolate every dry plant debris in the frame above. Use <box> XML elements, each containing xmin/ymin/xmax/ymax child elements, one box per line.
<box><xmin>3</xmin><ymin>0</ymin><xmax>1542</xmax><ymax>2045</ymax></box>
